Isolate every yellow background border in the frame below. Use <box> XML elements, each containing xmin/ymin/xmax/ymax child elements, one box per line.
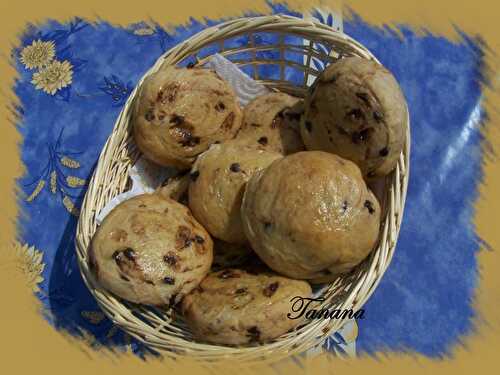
<box><xmin>1</xmin><ymin>0</ymin><xmax>499</xmax><ymax>373</ymax></box>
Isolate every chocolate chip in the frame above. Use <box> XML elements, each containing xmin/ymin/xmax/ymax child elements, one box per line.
<box><xmin>221</xmin><ymin>112</ymin><xmax>235</xmax><ymax>131</ymax></box>
<box><xmin>263</xmin><ymin>281</ymin><xmax>279</xmax><ymax>297</ymax></box>
<box><xmin>364</xmin><ymin>200</ymin><xmax>375</xmax><ymax>214</ymax></box>
<box><xmin>164</xmin><ymin>252</ymin><xmax>179</xmax><ymax>267</ymax></box>
<box><xmin>194</xmin><ymin>235</ymin><xmax>205</xmax><ymax>244</ymax></box>
<box><xmin>163</xmin><ymin>277</ymin><xmax>175</xmax><ymax>285</ymax></box>
<box><xmin>123</xmin><ymin>248</ymin><xmax>136</xmax><ymax>261</ymax></box>
<box><xmin>190</xmin><ymin>170</ymin><xmax>200</xmax><ymax>181</ymax></box>
<box><xmin>247</xmin><ymin>326</ymin><xmax>261</xmax><ymax>342</ymax></box>
<box><xmin>379</xmin><ymin>147</ymin><xmax>389</xmax><ymax>157</ymax></box>
<box><xmin>305</xmin><ymin>121</ymin><xmax>313</xmax><ymax>132</ymax></box>
<box><xmin>215</xmin><ymin>102</ymin><xmax>226</xmax><ymax>112</ymax></box>
<box><xmin>181</xmin><ymin>135</ymin><xmax>200</xmax><ymax>148</ymax></box>
<box><xmin>257</xmin><ymin>136</ymin><xmax>268</xmax><ymax>145</ymax></box>
<box><xmin>156</xmin><ymin>90</ymin><xmax>164</xmax><ymax>103</ymax></box>
<box><xmin>250</xmin><ymin>122</ymin><xmax>261</xmax><ymax>128</ymax></box>
<box><xmin>170</xmin><ymin>114</ymin><xmax>185</xmax><ymax>126</ymax></box>
<box><xmin>373</xmin><ymin>110</ymin><xmax>384</xmax><ymax>123</ymax></box>
<box><xmin>342</xmin><ymin>201</ymin><xmax>348</xmax><ymax>211</ymax></box>
<box><xmin>176</xmin><ymin>226</ymin><xmax>192</xmax><ymax>249</ymax></box>
<box><xmin>356</xmin><ymin>92</ymin><xmax>371</xmax><ymax>106</ymax></box>
<box><xmin>218</xmin><ymin>270</ymin><xmax>240</xmax><ymax>279</ymax></box>
<box><xmin>235</xmin><ymin>288</ymin><xmax>248</xmax><ymax>295</ymax></box>
<box><xmin>120</xmin><ymin>274</ymin><xmax>130</xmax><ymax>281</ymax></box>
<box><xmin>346</xmin><ymin>108</ymin><xmax>365</xmax><ymax>121</ymax></box>
<box><xmin>165</xmin><ymin>83</ymin><xmax>179</xmax><ymax>102</ymax></box>
<box><xmin>145</xmin><ymin>280</ymin><xmax>155</xmax><ymax>285</ymax></box>
<box><xmin>230</xmin><ymin>163</ymin><xmax>241</xmax><ymax>172</ymax></box>
<box><xmin>351</xmin><ymin>128</ymin><xmax>371</xmax><ymax>144</ymax></box>
<box><xmin>138</xmin><ymin>204</ymin><xmax>146</xmax><ymax>208</ymax></box>
<box><xmin>144</xmin><ymin>110</ymin><xmax>155</xmax><ymax>122</ymax></box>
<box><xmin>113</xmin><ymin>248</ymin><xmax>142</xmax><ymax>278</ymax></box>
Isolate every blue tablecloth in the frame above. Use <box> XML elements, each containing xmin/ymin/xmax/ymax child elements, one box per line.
<box><xmin>14</xmin><ymin>2</ymin><xmax>484</xmax><ymax>358</ymax></box>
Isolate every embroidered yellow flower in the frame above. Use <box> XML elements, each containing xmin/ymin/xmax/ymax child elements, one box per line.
<box><xmin>60</xmin><ymin>156</ymin><xmax>80</xmax><ymax>168</ymax></box>
<box><xmin>62</xmin><ymin>195</ymin><xmax>80</xmax><ymax>217</ymax></box>
<box><xmin>66</xmin><ymin>175</ymin><xmax>86</xmax><ymax>188</ymax></box>
<box><xmin>20</xmin><ymin>39</ymin><xmax>56</xmax><ymax>69</ymax></box>
<box><xmin>50</xmin><ymin>171</ymin><xmax>57</xmax><ymax>194</ymax></box>
<box><xmin>26</xmin><ymin>179</ymin><xmax>45</xmax><ymax>202</ymax></box>
<box><xmin>14</xmin><ymin>242</ymin><xmax>45</xmax><ymax>292</ymax></box>
<box><xmin>81</xmin><ymin>310</ymin><xmax>105</xmax><ymax>325</ymax></box>
<box><xmin>133</xmin><ymin>27</ymin><xmax>155</xmax><ymax>36</ymax></box>
<box><xmin>32</xmin><ymin>60</ymin><xmax>73</xmax><ymax>95</ymax></box>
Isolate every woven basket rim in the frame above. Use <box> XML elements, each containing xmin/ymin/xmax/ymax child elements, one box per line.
<box><xmin>75</xmin><ymin>14</ymin><xmax>410</xmax><ymax>362</ymax></box>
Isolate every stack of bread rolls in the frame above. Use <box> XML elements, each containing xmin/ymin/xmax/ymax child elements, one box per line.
<box><xmin>88</xmin><ymin>58</ymin><xmax>408</xmax><ymax>345</ymax></box>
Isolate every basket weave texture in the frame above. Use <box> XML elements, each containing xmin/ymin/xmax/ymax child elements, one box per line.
<box><xmin>75</xmin><ymin>14</ymin><xmax>410</xmax><ymax>362</ymax></box>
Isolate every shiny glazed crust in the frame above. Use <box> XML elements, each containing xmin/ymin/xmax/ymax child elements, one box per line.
<box><xmin>88</xmin><ymin>194</ymin><xmax>213</xmax><ymax>306</ymax></box>
<box><xmin>241</xmin><ymin>151</ymin><xmax>381</xmax><ymax>279</ymax></box>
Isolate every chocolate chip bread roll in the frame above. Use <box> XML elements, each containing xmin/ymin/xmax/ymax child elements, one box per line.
<box><xmin>241</xmin><ymin>151</ymin><xmax>381</xmax><ymax>279</ymax></box>
<box><xmin>232</xmin><ymin>92</ymin><xmax>304</xmax><ymax>155</ymax></box>
<box><xmin>132</xmin><ymin>66</ymin><xmax>243</xmax><ymax>169</ymax></box>
<box><xmin>88</xmin><ymin>194</ymin><xmax>213</xmax><ymax>306</ymax></box>
<box><xmin>300</xmin><ymin>57</ymin><xmax>408</xmax><ymax>178</ymax></box>
<box><xmin>188</xmin><ymin>142</ymin><xmax>282</xmax><ymax>244</ymax></box>
<box><xmin>181</xmin><ymin>269</ymin><xmax>312</xmax><ymax>345</ymax></box>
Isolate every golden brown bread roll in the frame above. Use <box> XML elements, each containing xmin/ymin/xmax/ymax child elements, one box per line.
<box><xmin>241</xmin><ymin>151</ymin><xmax>381</xmax><ymax>279</ymax></box>
<box><xmin>188</xmin><ymin>142</ymin><xmax>282</xmax><ymax>244</ymax></box>
<box><xmin>88</xmin><ymin>194</ymin><xmax>213</xmax><ymax>306</ymax></box>
<box><xmin>232</xmin><ymin>92</ymin><xmax>304</xmax><ymax>155</ymax></box>
<box><xmin>300</xmin><ymin>57</ymin><xmax>408</xmax><ymax>178</ymax></box>
<box><xmin>181</xmin><ymin>269</ymin><xmax>312</xmax><ymax>345</ymax></box>
<box><xmin>132</xmin><ymin>66</ymin><xmax>242</xmax><ymax>169</ymax></box>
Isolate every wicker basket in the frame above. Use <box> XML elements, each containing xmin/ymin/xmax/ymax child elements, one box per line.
<box><xmin>75</xmin><ymin>14</ymin><xmax>410</xmax><ymax>362</ymax></box>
